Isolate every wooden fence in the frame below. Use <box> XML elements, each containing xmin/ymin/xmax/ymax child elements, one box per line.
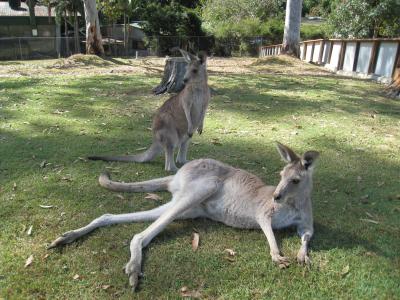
<box><xmin>260</xmin><ymin>38</ymin><xmax>400</xmax><ymax>83</ymax></box>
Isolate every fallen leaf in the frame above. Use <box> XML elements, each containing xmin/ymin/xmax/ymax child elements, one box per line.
<box><xmin>224</xmin><ymin>249</ymin><xmax>236</xmax><ymax>256</ymax></box>
<box><xmin>341</xmin><ymin>265</ymin><xmax>350</xmax><ymax>277</ymax></box>
<box><xmin>40</xmin><ymin>160</ymin><xmax>48</xmax><ymax>168</ymax></box>
<box><xmin>25</xmin><ymin>255</ymin><xmax>33</xmax><ymax>267</ymax></box>
<box><xmin>43</xmin><ymin>253</ymin><xmax>50</xmax><ymax>259</ymax></box>
<box><xmin>116</xmin><ymin>194</ymin><xmax>125</xmax><ymax>200</ymax></box>
<box><xmin>12</xmin><ymin>182</ymin><xmax>17</xmax><ymax>191</ymax></box>
<box><xmin>73</xmin><ymin>274</ymin><xmax>80</xmax><ymax>280</ymax></box>
<box><xmin>192</xmin><ymin>233</ymin><xmax>200</xmax><ymax>251</ymax></box>
<box><xmin>211</xmin><ymin>138</ymin><xmax>222</xmax><ymax>145</ymax></box>
<box><xmin>27</xmin><ymin>225</ymin><xmax>33</xmax><ymax>236</ymax></box>
<box><xmin>102</xmin><ymin>284</ymin><xmax>111</xmax><ymax>290</ymax></box>
<box><xmin>135</xmin><ymin>147</ymin><xmax>147</xmax><ymax>151</ymax></box>
<box><xmin>39</xmin><ymin>205</ymin><xmax>53</xmax><ymax>209</ymax></box>
<box><xmin>360</xmin><ymin>218</ymin><xmax>379</xmax><ymax>224</ymax></box>
<box><xmin>180</xmin><ymin>286</ymin><xmax>202</xmax><ymax>298</ymax></box>
<box><xmin>144</xmin><ymin>193</ymin><xmax>162</xmax><ymax>201</ymax></box>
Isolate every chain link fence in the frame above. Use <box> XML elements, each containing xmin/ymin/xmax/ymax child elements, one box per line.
<box><xmin>0</xmin><ymin>35</ymin><xmax>271</xmax><ymax>60</ymax></box>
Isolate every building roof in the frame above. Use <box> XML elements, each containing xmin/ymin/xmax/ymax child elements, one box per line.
<box><xmin>0</xmin><ymin>1</ymin><xmax>55</xmax><ymax>17</ymax></box>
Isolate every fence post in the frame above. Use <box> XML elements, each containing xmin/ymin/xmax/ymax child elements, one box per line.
<box><xmin>310</xmin><ymin>42</ymin><xmax>315</xmax><ymax>62</ymax></box>
<box><xmin>318</xmin><ymin>40</ymin><xmax>324</xmax><ymax>64</ymax></box>
<box><xmin>338</xmin><ymin>41</ymin><xmax>346</xmax><ymax>70</ymax></box>
<box><xmin>302</xmin><ymin>42</ymin><xmax>307</xmax><ymax>60</ymax></box>
<box><xmin>353</xmin><ymin>41</ymin><xmax>360</xmax><ymax>72</ymax></box>
<box><xmin>18</xmin><ymin>38</ymin><xmax>23</xmax><ymax>59</ymax></box>
<box><xmin>391</xmin><ymin>41</ymin><xmax>400</xmax><ymax>80</ymax></box>
<box><xmin>368</xmin><ymin>40</ymin><xmax>379</xmax><ymax>74</ymax></box>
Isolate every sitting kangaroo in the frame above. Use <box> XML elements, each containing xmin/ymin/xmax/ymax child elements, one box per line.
<box><xmin>88</xmin><ymin>50</ymin><xmax>210</xmax><ymax>172</ymax></box>
<box><xmin>49</xmin><ymin>142</ymin><xmax>319</xmax><ymax>291</ymax></box>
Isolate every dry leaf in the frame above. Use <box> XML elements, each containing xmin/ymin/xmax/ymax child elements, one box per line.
<box><xmin>40</xmin><ymin>160</ymin><xmax>48</xmax><ymax>168</ymax></box>
<box><xmin>116</xmin><ymin>194</ymin><xmax>125</xmax><ymax>200</ymax></box>
<box><xmin>224</xmin><ymin>249</ymin><xmax>236</xmax><ymax>256</ymax></box>
<box><xmin>211</xmin><ymin>138</ymin><xmax>222</xmax><ymax>145</ymax></box>
<box><xmin>135</xmin><ymin>147</ymin><xmax>147</xmax><ymax>151</ymax></box>
<box><xmin>144</xmin><ymin>193</ymin><xmax>162</xmax><ymax>201</ymax></box>
<box><xmin>180</xmin><ymin>286</ymin><xmax>202</xmax><ymax>298</ymax></box>
<box><xmin>192</xmin><ymin>233</ymin><xmax>200</xmax><ymax>251</ymax></box>
<box><xmin>341</xmin><ymin>265</ymin><xmax>350</xmax><ymax>277</ymax></box>
<box><xmin>73</xmin><ymin>274</ymin><xmax>80</xmax><ymax>280</ymax></box>
<box><xmin>360</xmin><ymin>218</ymin><xmax>379</xmax><ymax>224</ymax></box>
<box><xmin>25</xmin><ymin>255</ymin><xmax>33</xmax><ymax>267</ymax></box>
<box><xmin>12</xmin><ymin>182</ymin><xmax>17</xmax><ymax>191</ymax></box>
<box><xmin>39</xmin><ymin>205</ymin><xmax>53</xmax><ymax>209</ymax></box>
<box><xmin>102</xmin><ymin>285</ymin><xmax>111</xmax><ymax>290</ymax></box>
<box><xmin>27</xmin><ymin>225</ymin><xmax>33</xmax><ymax>236</ymax></box>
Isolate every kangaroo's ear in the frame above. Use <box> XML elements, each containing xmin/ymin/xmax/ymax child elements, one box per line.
<box><xmin>198</xmin><ymin>51</ymin><xmax>207</xmax><ymax>64</ymax></box>
<box><xmin>276</xmin><ymin>142</ymin><xmax>299</xmax><ymax>163</ymax></box>
<box><xmin>179</xmin><ymin>49</ymin><xmax>196</xmax><ymax>62</ymax></box>
<box><xmin>302</xmin><ymin>151</ymin><xmax>320</xmax><ymax>170</ymax></box>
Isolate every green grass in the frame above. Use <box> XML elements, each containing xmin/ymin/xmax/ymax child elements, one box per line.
<box><xmin>0</xmin><ymin>56</ymin><xmax>399</xmax><ymax>299</ymax></box>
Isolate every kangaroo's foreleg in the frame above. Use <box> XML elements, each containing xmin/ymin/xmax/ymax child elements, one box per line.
<box><xmin>182</xmin><ymin>99</ymin><xmax>194</xmax><ymax>137</ymax></box>
<box><xmin>125</xmin><ymin>177</ymin><xmax>221</xmax><ymax>291</ymax></box>
<box><xmin>296</xmin><ymin>226</ymin><xmax>313</xmax><ymax>265</ymax></box>
<box><xmin>257</xmin><ymin>215</ymin><xmax>290</xmax><ymax>268</ymax></box>
<box><xmin>48</xmin><ymin>202</ymin><xmax>173</xmax><ymax>249</ymax></box>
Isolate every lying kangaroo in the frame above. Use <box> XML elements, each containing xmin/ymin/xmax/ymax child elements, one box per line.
<box><xmin>49</xmin><ymin>142</ymin><xmax>319</xmax><ymax>291</ymax></box>
<box><xmin>88</xmin><ymin>50</ymin><xmax>210</xmax><ymax>172</ymax></box>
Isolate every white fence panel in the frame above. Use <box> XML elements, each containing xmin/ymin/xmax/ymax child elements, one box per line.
<box><xmin>375</xmin><ymin>42</ymin><xmax>398</xmax><ymax>77</ymax></box>
<box><xmin>343</xmin><ymin>42</ymin><xmax>357</xmax><ymax>72</ymax></box>
<box><xmin>313</xmin><ymin>43</ymin><xmax>320</xmax><ymax>62</ymax></box>
<box><xmin>356</xmin><ymin>42</ymin><xmax>373</xmax><ymax>74</ymax></box>
<box><xmin>327</xmin><ymin>42</ymin><xmax>342</xmax><ymax>70</ymax></box>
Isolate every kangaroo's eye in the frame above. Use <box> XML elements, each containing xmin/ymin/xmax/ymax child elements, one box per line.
<box><xmin>192</xmin><ymin>69</ymin><xmax>198</xmax><ymax>74</ymax></box>
<box><xmin>292</xmin><ymin>178</ymin><xmax>300</xmax><ymax>184</ymax></box>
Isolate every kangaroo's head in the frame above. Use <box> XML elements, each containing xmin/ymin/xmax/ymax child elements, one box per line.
<box><xmin>273</xmin><ymin>142</ymin><xmax>319</xmax><ymax>203</ymax></box>
<box><xmin>179</xmin><ymin>49</ymin><xmax>207</xmax><ymax>85</ymax></box>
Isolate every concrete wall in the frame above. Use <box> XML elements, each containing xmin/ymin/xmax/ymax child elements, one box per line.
<box><xmin>375</xmin><ymin>42</ymin><xmax>398</xmax><ymax>77</ymax></box>
<box><xmin>356</xmin><ymin>42</ymin><xmax>373</xmax><ymax>74</ymax></box>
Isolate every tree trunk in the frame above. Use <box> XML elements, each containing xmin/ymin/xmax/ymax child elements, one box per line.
<box><xmin>153</xmin><ymin>57</ymin><xmax>188</xmax><ymax>95</ymax></box>
<box><xmin>83</xmin><ymin>0</ymin><xmax>104</xmax><ymax>56</ymax></box>
<box><xmin>73</xmin><ymin>10</ymin><xmax>81</xmax><ymax>53</ymax></box>
<box><xmin>27</xmin><ymin>0</ymin><xmax>37</xmax><ymax>36</ymax></box>
<box><xmin>282</xmin><ymin>0</ymin><xmax>303</xmax><ymax>57</ymax></box>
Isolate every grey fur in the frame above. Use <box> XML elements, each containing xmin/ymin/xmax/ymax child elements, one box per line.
<box><xmin>88</xmin><ymin>49</ymin><xmax>210</xmax><ymax>172</ymax></box>
<box><xmin>49</xmin><ymin>143</ymin><xmax>319</xmax><ymax>291</ymax></box>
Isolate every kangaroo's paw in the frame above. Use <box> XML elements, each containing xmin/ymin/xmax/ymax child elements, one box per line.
<box><xmin>297</xmin><ymin>250</ymin><xmax>311</xmax><ymax>266</ymax></box>
<box><xmin>271</xmin><ymin>254</ymin><xmax>290</xmax><ymax>269</ymax></box>
<box><xmin>47</xmin><ymin>231</ymin><xmax>80</xmax><ymax>249</ymax></box>
<box><xmin>125</xmin><ymin>258</ymin><xmax>142</xmax><ymax>292</ymax></box>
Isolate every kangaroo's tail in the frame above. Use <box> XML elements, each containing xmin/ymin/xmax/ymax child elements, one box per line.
<box><xmin>98</xmin><ymin>171</ymin><xmax>173</xmax><ymax>193</ymax></box>
<box><xmin>88</xmin><ymin>142</ymin><xmax>162</xmax><ymax>163</ymax></box>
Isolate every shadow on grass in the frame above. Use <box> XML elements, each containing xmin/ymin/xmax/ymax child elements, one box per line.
<box><xmin>1</xmin><ymin>120</ymin><xmax>399</xmax><ymax>262</ymax></box>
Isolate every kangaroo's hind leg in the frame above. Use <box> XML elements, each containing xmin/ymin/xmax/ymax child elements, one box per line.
<box><xmin>48</xmin><ymin>202</ymin><xmax>174</xmax><ymax>249</ymax></box>
<box><xmin>176</xmin><ymin>137</ymin><xmax>191</xmax><ymax>165</ymax></box>
<box><xmin>125</xmin><ymin>176</ymin><xmax>221</xmax><ymax>291</ymax></box>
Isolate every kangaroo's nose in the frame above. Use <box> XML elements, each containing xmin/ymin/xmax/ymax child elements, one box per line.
<box><xmin>183</xmin><ymin>78</ymin><xmax>188</xmax><ymax>84</ymax></box>
<box><xmin>273</xmin><ymin>193</ymin><xmax>281</xmax><ymax>201</ymax></box>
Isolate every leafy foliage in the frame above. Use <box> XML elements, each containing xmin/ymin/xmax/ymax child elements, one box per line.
<box><xmin>327</xmin><ymin>0</ymin><xmax>400</xmax><ymax>38</ymax></box>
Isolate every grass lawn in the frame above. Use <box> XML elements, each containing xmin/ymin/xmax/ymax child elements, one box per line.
<box><xmin>0</xmin><ymin>55</ymin><xmax>399</xmax><ymax>299</ymax></box>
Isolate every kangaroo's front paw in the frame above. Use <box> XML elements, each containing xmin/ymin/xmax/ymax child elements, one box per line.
<box><xmin>271</xmin><ymin>254</ymin><xmax>290</xmax><ymax>269</ymax></box>
<box><xmin>297</xmin><ymin>250</ymin><xmax>311</xmax><ymax>265</ymax></box>
<box><xmin>125</xmin><ymin>259</ymin><xmax>142</xmax><ymax>291</ymax></box>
